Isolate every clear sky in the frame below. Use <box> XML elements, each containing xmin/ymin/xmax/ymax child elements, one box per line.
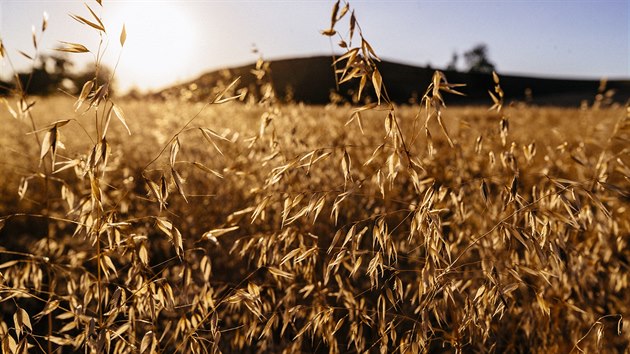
<box><xmin>1</xmin><ymin>0</ymin><xmax>628</xmax><ymax>93</ymax></box>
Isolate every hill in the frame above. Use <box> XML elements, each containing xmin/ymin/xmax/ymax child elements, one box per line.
<box><xmin>157</xmin><ymin>55</ymin><xmax>630</xmax><ymax>106</ymax></box>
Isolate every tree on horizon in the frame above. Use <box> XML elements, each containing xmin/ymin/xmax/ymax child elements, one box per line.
<box><xmin>463</xmin><ymin>43</ymin><xmax>496</xmax><ymax>73</ymax></box>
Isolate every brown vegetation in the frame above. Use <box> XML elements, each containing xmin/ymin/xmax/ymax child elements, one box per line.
<box><xmin>0</xmin><ymin>1</ymin><xmax>628</xmax><ymax>353</ymax></box>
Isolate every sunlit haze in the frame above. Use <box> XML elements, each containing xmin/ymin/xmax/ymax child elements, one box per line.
<box><xmin>1</xmin><ymin>0</ymin><xmax>628</xmax><ymax>93</ymax></box>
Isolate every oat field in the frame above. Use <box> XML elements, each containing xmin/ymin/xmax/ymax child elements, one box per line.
<box><xmin>1</xmin><ymin>1</ymin><xmax>629</xmax><ymax>353</ymax></box>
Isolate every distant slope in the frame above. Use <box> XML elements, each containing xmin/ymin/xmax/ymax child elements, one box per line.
<box><xmin>157</xmin><ymin>56</ymin><xmax>630</xmax><ymax>106</ymax></box>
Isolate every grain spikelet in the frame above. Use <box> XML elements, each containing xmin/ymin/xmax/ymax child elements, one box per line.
<box><xmin>192</xmin><ymin>161</ymin><xmax>224</xmax><ymax>178</ymax></box>
<box><xmin>341</xmin><ymin>149</ymin><xmax>351</xmax><ymax>182</ymax></box>
<box><xmin>372</xmin><ymin>69</ymin><xmax>383</xmax><ymax>105</ymax></box>
<box><xmin>120</xmin><ymin>23</ymin><xmax>127</xmax><ymax>46</ymax></box>
<box><xmin>112</xmin><ymin>104</ymin><xmax>131</xmax><ymax>135</ymax></box>
<box><xmin>1</xmin><ymin>98</ymin><xmax>17</xmax><ymax>118</ymax></box>
<box><xmin>70</xmin><ymin>5</ymin><xmax>105</xmax><ymax>33</ymax></box>
<box><xmin>140</xmin><ymin>331</ymin><xmax>155</xmax><ymax>354</ymax></box>
<box><xmin>171</xmin><ymin>168</ymin><xmax>188</xmax><ymax>203</ymax></box>
<box><xmin>75</xmin><ymin>80</ymin><xmax>94</xmax><ymax>111</ymax></box>
<box><xmin>55</xmin><ymin>41</ymin><xmax>90</xmax><ymax>53</ymax></box>
<box><xmin>202</xmin><ymin>226</ymin><xmax>239</xmax><ymax>242</ymax></box>
<box><xmin>200</xmin><ymin>128</ymin><xmax>227</xmax><ymax>156</ymax></box>
<box><xmin>169</xmin><ymin>138</ymin><xmax>180</xmax><ymax>167</ymax></box>
<box><xmin>268</xmin><ymin>267</ymin><xmax>294</xmax><ymax>280</ymax></box>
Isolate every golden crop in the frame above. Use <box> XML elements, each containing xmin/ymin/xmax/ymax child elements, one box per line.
<box><xmin>0</xmin><ymin>1</ymin><xmax>628</xmax><ymax>353</ymax></box>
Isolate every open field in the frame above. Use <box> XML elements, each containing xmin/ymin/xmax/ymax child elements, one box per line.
<box><xmin>1</xmin><ymin>1</ymin><xmax>630</xmax><ymax>353</ymax></box>
<box><xmin>1</xmin><ymin>92</ymin><xmax>629</xmax><ymax>352</ymax></box>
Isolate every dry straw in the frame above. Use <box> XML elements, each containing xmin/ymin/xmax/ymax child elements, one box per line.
<box><xmin>0</xmin><ymin>0</ymin><xmax>628</xmax><ymax>353</ymax></box>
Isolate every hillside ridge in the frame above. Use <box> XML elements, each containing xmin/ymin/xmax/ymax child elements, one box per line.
<box><xmin>157</xmin><ymin>55</ymin><xmax>630</xmax><ymax>106</ymax></box>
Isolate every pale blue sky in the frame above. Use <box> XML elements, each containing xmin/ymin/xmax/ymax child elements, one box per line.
<box><xmin>1</xmin><ymin>0</ymin><xmax>628</xmax><ymax>92</ymax></box>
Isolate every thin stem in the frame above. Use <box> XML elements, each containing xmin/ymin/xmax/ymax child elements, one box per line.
<box><xmin>96</xmin><ymin>219</ymin><xmax>103</xmax><ymax>326</ymax></box>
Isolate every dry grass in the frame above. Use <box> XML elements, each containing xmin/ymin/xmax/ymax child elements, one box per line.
<box><xmin>0</xmin><ymin>1</ymin><xmax>629</xmax><ymax>353</ymax></box>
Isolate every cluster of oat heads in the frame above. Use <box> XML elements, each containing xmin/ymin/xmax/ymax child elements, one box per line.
<box><xmin>323</xmin><ymin>1</ymin><xmax>466</xmax><ymax>178</ymax></box>
<box><xmin>0</xmin><ymin>0</ymin><xmax>629</xmax><ymax>353</ymax></box>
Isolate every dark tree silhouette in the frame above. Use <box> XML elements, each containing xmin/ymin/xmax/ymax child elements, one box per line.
<box><xmin>463</xmin><ymin>44</ymin><xmax>496</xmax><ymax>73</ymax></box>
<box><xmin>0</xmin><ymin>55</ymin><xmax>116</xmax><ymax>97</ymax></box>
<box><xmin>446</xmin><ymin>52</ymin><xmax>459</xmax><ymax>71</ymax></box>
